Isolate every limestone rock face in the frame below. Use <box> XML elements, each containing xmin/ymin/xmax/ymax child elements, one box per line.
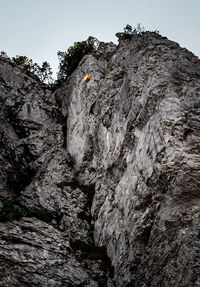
<box><xmin>0</xmin><ymin>32</ymin><xmax>200</xmax><ymax>287</ymax></box>
<box><xmin>0</xmin><ymin>58</ymin><xmax>114</xmax><ymax>287</ymax></box>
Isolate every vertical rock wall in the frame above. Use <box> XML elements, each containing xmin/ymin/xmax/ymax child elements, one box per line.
<box><xmin>0</xmin><ymin>32</ymin><xmax>200</xmax><ymax>286</ymax></box>
<box><xmin>58</xmin><ymin>33</ymin><xmax>200</xmax><ymax>286</ymax></box>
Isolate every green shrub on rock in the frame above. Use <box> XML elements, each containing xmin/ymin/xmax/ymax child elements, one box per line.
<box><xmin>57</xmin><ymin>36</ymin><xmax>99</xmax><ymax>82</ymax></box>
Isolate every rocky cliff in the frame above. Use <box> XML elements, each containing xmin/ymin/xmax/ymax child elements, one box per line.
<box><xmin>0</xmin><ymin>32</ymin><xmax>200</xmax><ymax>287</ymax></box>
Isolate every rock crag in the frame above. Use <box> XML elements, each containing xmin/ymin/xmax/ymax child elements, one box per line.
<box><xmin>0</xmin><ymin>32</ymin><xmax>200</xmax><ymax>286</ymax></box>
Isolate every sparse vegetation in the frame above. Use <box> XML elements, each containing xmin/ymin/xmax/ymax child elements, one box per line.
<box><xmin>12</xmin><ymin>55</ymin><xmax>33</xmax><ymax>71</ymax></box>
<box><xmin>0</xmin><ymin>200</ymin><xmax>52</xmax><ymax>222</ymax></box>
<box><xmin>0</xmin><ymin>52</ymin><xmax>53</xmax><ymax>84</ymax></box>
<box><xmin>33</xmin><ymin>61</ymin><xmax>53</xmax><ymax>84</ymax></box>
<box><xmin>1</xmin><ymin>25</ymin><xmax>160</xmax><ymax>88</ymax></box>
<box><xmin>122</xmin><ymin>23</ymin><xmax>145</xmax><ymax>39</ymax></box>
<box><xmin>122</xmin><ymin>23</ymin><xmax>159</xmax><ymax>40</ymax></box>
<box><xmin>0</xmin><ymin>201</ymin><xmax>25</xmax><ymax>220</ymax></box>
<box><xmin>57</xmin><ymin>36</ymin><xmax>99</xmax><ymax>82</ymax></box>
<box><xmin>12</xmin><ymin>56</ymin><xmax>53</xmax><ymax>84</ymax></box>
<box><xmin>0</xmin><ymin>51</ymin><xmax>9</xmax><ymax>59</ymax></box>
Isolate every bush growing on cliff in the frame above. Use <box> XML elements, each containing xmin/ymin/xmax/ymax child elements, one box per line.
<box><xmin>57</xmin><ymin>36</ymin><xmax>99</xmax><ymax>82</ymax></box>
<box><xmin>0</xmin><ymin>51</ymin><xmax>9</xmax><ymax>59</ymax></box>
<box><xmin>12</xmin><ymin>55</ymin><xmax>33</xmax><ymax>71</ymax></box>
<box><xmin>122</xmin><ymin>24</ymin><xmax>159</xmax><ymax>39</ymax></box>
<box><xmin>11</xmin><ymin>55</ymin><xmax>53</xmax><ymax>84</ymax></box>
<box><xmin>33</xmin><ymin>61</ymin><xmax>53</xmax><ymax>84</ymax></box>
<box><xmin>123</xmin><ymin>23</ymin><xmax>145</xmax><ymax>39</ymax></box>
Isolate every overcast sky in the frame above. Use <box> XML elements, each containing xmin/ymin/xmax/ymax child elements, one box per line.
<box><xmin>1</xmin><ymin>0</ymin><xmax>199</xmax><ymax>77</ymax></box>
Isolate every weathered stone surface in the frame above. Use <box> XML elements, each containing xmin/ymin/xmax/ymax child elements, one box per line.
<box><xmin>0</xmin><ymin>217</ymin><xmax>112</xmax><ymax>287</ymax></box>
<box><xmin>0</xmin><ymin>32</ymin><xmax>200</xmax><ymax>286</ymax></box>
<box><xmin>57</xmin><ymin>32</ymin><xmax>200</xmax><ymax>286</ymax></box>
<box><xmin>0</xmin><ymin>59</ymin><xmax>62</xmax><ymax>201</ymax></box>
<box><xmin>0</xmin><ymin>58</ymin><xmax>113</xmax><ymax>286</ymax></box>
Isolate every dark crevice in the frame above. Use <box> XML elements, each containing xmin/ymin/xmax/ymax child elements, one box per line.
<box><xmin>70</xmin><ymin>239</ymin><xmax>114</xmax><ymax>279</ymax></box>
<box><xmin>89</xmin><ymin>101</ymin><xmax>96</xmax><ymax>114</ymax></box>
<box><xmin>3</xmin><ymin>146</ymin><xmax>37</xmax><ymax>197</ymax></box>
<box><xmin>56</xmin><ymin>180</ymin><xmax>95</xmax><ymax>228</ymax></box>
<box><xmin>56</xmin><ymin>180</ymin><xmax>95</xmax><ymax>209</ymax></box>
<box><xmin>57</xmin><ymin>114</ymin><xmax>67</xmax><ymax>148</ymax></box>
<box><xmin>56</xmin><ymin>178</ymin><xmax>114</xmax><ymax>284</ymax></box>
<box><xmin>0</xmin><ymin>122</ymin><xmax>37</xmax><ymax>197</ymax></box>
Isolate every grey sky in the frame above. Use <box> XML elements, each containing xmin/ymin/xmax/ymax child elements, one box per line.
<box><xmin>1</xmin><ymin>0</ymin><xmax>199</xmax><ymax>77</ymax></box>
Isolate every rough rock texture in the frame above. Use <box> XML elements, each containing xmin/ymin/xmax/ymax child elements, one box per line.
<box><xmin>0</xmin><ymin>58</ymin><xmax>114</xmax><ymax>287</ymax></box>
<box><xmin>0</xmin><ymin>32</ymin><xmax>200</xmax><ymax>286</ymax></box>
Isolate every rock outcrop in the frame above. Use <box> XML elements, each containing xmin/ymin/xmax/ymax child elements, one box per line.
<box><xmin>0</xmin><ymin>32</ymin><xmax>200</xmax><ymax>286</ymax></box>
